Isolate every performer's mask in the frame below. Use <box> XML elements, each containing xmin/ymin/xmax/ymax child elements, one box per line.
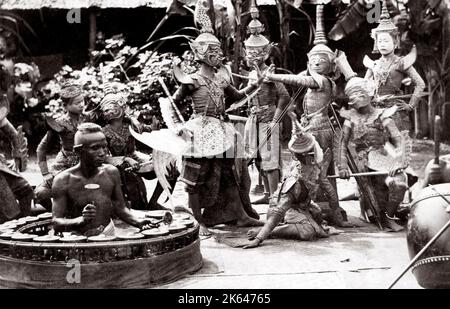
<box><xmin>190</xmin><ymin>33</ymin><xmax>224</xmax><ymax>68</ymax></box>
<box><xmin>244</xmin><ymin>45</ymin><xmax>270</xmax><ymax>68</ymax></box>
<box><xmin>307</xmin><ymin>52</ymin><xmax>333</xmax><ymax>75</ymax></box>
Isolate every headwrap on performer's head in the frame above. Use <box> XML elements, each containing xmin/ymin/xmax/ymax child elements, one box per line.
<box><xmin>335</xmin><ymin>50</ymin><xmax>373</xmax><ymax>107</ymax></box>
<box><xmin>289</xmin><ymin>120</ymin><xmax>324</xmax><ymax>164</ymax></box>
<box><xmin>100</xmin><ymin>82</ymin><xmax>126</xmax><ymax>122</ymax></box>
<box><xmin>73</xmin><ymin>122</ymin><xmax>105</xmax><ymax>150</ymax></box>
<box><xmin>289</xmin><ymin>130</ymin><xmax>315</xmax><ymax>154</ymax></box>
<box><xmin>60</xmin><ymin>83</ymin><xmax>84</xmax><ymax>106</ymax></box>
<box><xmin>190</xmin><ymin>0</ymin><xmax>224</xmax><ymax>67</ymax></box>
<box><xmin>307</xmin><ymin>4</ymin><xmax>335</xmax><ymax>74</ymax></box>
<box><xmin>243</xmin><ymin>0</ymin><xmax>271</xmax><ymax>66</ymax></box>
<box><xmin>371</xmin><ymin>0</ymin><xmax>399</xmax><ymax>53</ymax></box>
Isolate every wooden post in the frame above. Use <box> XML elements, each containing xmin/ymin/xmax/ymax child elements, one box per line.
<box><xmin>276</xmin><ymin>0</ymin><xmax>290</xmax><ymax>69</ymax></box>
<box><xmin>89</xmin><ymin>9</ymin><xmax>97</xmax><ymax>62</ymax></box>
<box><xmin>233</xmin><ymin>0</ymin><xmax>243</xmax><ymax>74</ymax></box>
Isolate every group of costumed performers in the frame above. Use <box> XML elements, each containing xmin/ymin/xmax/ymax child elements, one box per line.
<box><xmin>1</xmin><ymin>0</ymin><xmax>426</xmax><ymax>244</ymax></box>
<box><xmin>121</xmin><ymin>0</ymin><xmax>426</xmax><ymax>239</ymax></box>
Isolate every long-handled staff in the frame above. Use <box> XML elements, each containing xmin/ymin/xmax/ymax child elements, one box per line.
<box><xmin>328</xmin><ymin>104</ymin><xmax>383</xmax><ymax>230</ymax></box>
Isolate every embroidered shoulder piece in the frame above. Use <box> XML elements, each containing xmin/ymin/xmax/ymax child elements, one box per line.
<box><xmin>363</xmin><ymin>55</ymin><xmax>375</xmax><ymax>70</ymax></box>
<box><xmin>397</xmin><ymin>46</ymin><xmax>417</xmax><ymax>72</ymax></box>
<box><xmin>339</xmin><ymin>107</ymin><xmax>357</xmax><ymax>121</ymax></box>
<box><xmin>379</xmin><ymin>105</ymin><xmax>398</xmax><ymax>121</ymax></box>
<box><xmin>46</xmin><ymin>114</ymin><xmax>75</xmax><ymax>133</ymax></box>
<box><xmin>173</xmin><ymin>64</ymin><xmax>195</xmax><ymax>85</ymax></box>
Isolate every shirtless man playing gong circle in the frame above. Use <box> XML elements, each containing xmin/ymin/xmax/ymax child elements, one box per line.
<box><xmin>52</xmin><ymin>123</ymin><xmax>154</xmax><ymax>236</ymax></box>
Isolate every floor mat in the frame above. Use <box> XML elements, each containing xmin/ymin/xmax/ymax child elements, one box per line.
<box><xmin>213</xmin><ymin>232</ymin><xmax>250</xmax><ymax>248</ymax></box>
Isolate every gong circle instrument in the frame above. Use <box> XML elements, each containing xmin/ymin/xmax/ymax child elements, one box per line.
<box><xmin>0</xmin><ymin>210</ymin><xmax>202</xmax><ymax>288</ymax></box>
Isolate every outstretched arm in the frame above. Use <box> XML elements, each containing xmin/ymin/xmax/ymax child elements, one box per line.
<box><xmin>36</xmin><ymin>130</ymin><xmax>55</xmax><ymax>176</ymax></box>
<box><xmin>337</xmin><ymin>122</ymin><xmax>352</xmax><ymax>179</ymax></box>
<box><xmin>244</xmin><ymin>186</ymin><xmax>297</xmax><ymax>248</ymax></box>
<box><xmin>266</xmin><ymin>73</ymin><xmax>320</xmax><ymax>88</ymax></box>
<box><xmin>109</xmin><ymin>166</ymin><xmax>153</xmax><ymax>228</ymax></box>
<box><xmin>405</xmin><ymin>66</ymin><xmax>425</xmax><ymax>109</ymax></box>
<box><xmin>224</xmin><ymin>81</ymin><xmax>260</xmax><ymax>101</ymax></box>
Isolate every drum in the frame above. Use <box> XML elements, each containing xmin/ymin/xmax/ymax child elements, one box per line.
<box><xmin>407</xmin><ymin>183</ymin><xmax>450</xmax><ymax>288</ymax></box>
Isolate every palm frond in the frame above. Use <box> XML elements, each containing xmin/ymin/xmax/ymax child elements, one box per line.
<box><xmin>0</xmin><ymin>24</ymin><xmax>31</xmax><ymax>54</ymax></box>
<box><xmin>0</xmin><ymin>11</ymin><xmax>39</xmax><ymax>40</ymax></box>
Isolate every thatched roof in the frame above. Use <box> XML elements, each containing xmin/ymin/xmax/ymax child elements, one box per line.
<box><xmin>0</xmin><ymin>0</ymin><xmax>169</xmax><ymax>9</ymax></box>
<box><xmin>0</xmin><ymin>0</ymin><xmax>278</xmax><ymax>10</ymax></box>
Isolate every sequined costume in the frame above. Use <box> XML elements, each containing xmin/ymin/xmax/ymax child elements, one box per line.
<box><xmin>244</xmin><ymin>66</ymin><xmax>290</xmax><ymax>172</ymax></box>
<box><xmin>364</xmin><ymin>1</ymin><xmax>425</xmax><ymax>132</ymax></box>
<box><xmin>250</xmin><ymin>160</ymin><xmax>329</xmax><ymax>244</ymax></box>
<box><xmin>172</xmin><ymin>67</ymin><xmax>259</xmax><ymax>225</ymax></box>
<box><xmin>267</xmin><ymin>71</ymin><xmax>341</xmax><ymax>213</ymax></box>
<box><xmin>265</xmin><ymin>4</ymin><xmax>343</xmax><ymax>225</ymax></box>
<box><xmin>364</xmin><ymin>53</ymin><xmax>425</xmax><ymax>131</ymax></box>
<box><xmin>339</xmin><ymin>106</ymin><xmax>408</xmax><ymax>219</ymax></box>
<box><xmin>0</xmin><ymin>118</ymin><xmax>33</xmax><ymax>222</ymax></box>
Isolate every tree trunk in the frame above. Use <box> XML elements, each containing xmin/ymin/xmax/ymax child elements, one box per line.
<box><xmin>233</xmin><ymin>0</ymin><xmax>242</xmax><ymax>74</ymax></box>
<box><xmin>276</xmin><ymin>0</ymin><xmax>290</xmax><ymax>69</ymax></box>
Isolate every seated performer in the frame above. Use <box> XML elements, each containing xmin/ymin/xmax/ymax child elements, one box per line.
<box><xmin>0</xmin><ymin>94</ymin><xmax>33</xmax><ymax>222</ymax></box>
<box><xmin>100</xmin><ymin>89</ymin><xmax>179</xmax><ymax>210</ymax></box>
<box><xmin>35</xmin><ymin>84</ymin><xmax>86</xmax><ymax>210</ymax></box>
<box><xmin>52</xmin><ymin>123</ymin><xmax>154</xmax><ymax>236</ymax></box>
<box><xmin>335</xmin><ymin>51</ymin><xmax>411</xmax><ymax>232</ymax></box>
<box><xmin>243</xmin><ymin>112</ymin><xmax>331</xmax><ymax>249</ymax></box>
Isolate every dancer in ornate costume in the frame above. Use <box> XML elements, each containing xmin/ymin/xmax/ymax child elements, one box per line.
<box><xmin>34</xmin><ymin>84</ymin><xmax>86</xmax><ymax>210</ymax></box>
<box><xmin>264</xmin><ymin>4</ymin><xmax>348</xmax><ymax>227</ymax></box>
<box><xmin>363</xmin><ymin>0</ymin><xmax>425</xmax><ymax>132</ymax></box>
<box><xmin>100</xmin><ymin>89</ymin><xmax>179</xmax><ymax>210</ymax></box>
<box><xmin>240</xmin><ymin>0</ymin><xmax>290</xmax><ymax>205</ymax></box>
<box><xmin>0</xmin><ymin>94</ymin><xmax>32</xmax><ymax>222</ymax></box>
<box><xmin>156</xmin><ymin>0</ymin><xmax>264</xmax><ymax>236</ymax></box>
<box><xmin>243</xmin><ymin>112</ymin><xmax>331</xmax><ymax>249</ymax></box>
<box><xmin>335</xmin><ymin>51</ymin><xmax>412</xmax><ymax>232</ymax></box>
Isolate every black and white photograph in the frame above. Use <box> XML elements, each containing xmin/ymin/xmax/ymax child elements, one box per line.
<box><xmin>0</xmin><ymin>0</ymin><xmax>449</xmax><ymax>291</ymax></box>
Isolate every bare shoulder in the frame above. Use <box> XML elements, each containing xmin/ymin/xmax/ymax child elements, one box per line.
<box><xmin>53</xmin><ymin>167</ymin><xmax>74</xmax><ymax>185</ymax></box>
<box><xmin>52</xmin><ymin>168</ymin><xmax>74</xmax><ymax>195</ymax></box>
<box><xmin>102</xmin><ymin>164</ymin><xmax>121</xmax><ymax>178</ymax></box>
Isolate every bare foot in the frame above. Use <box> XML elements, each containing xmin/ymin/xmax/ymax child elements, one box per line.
<box><xmin>236</xmin><ymin>217</ymin><xmax>264</xmax><ymax>227</ymax></box>
<box><xmin>199</xmin><ymin>223</ymin><xmax>212</xmax><ymax>236</ymax></box>
<box><xmin>383</xmin><ymin>218</ymin><xmax>404</xmax><ymax>232</ymax></box>
<box><xmin>247</xmin><ymin>228</ymin><xmax>260</xmax><ymax>240</ymax></box>
<box><xmin>251</xmin><ymin>194</ymin><xmax>270</xmax><ymax>205</ymax></box>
